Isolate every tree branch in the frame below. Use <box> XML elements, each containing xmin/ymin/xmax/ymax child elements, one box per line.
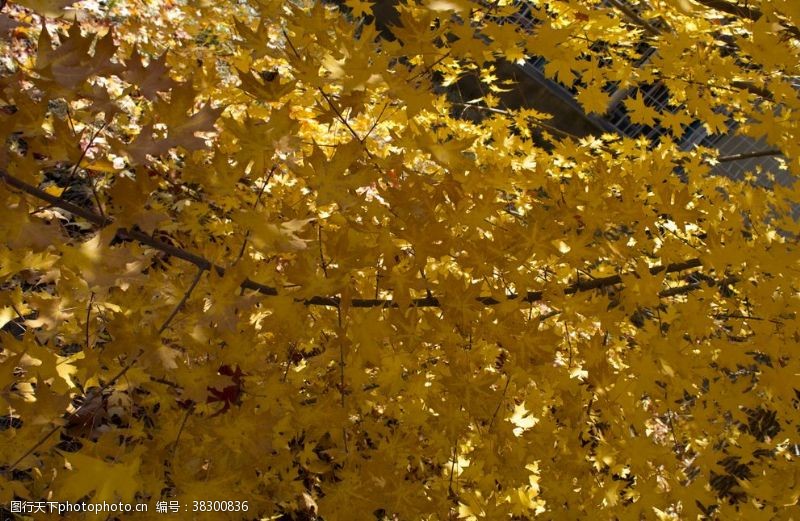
<box><xmin>234</xmin><ymin>165</ymin><xmax>276</xmax><ymax>264</ymax></box>
<box><xmin>85</xmin><ymin>292</ymin><xmax>94</xmax><ymax>350</ymax></box>
<box><xmin>730</xmin><ymin>80</ymin><xmax>774</xmax><ymax>100</ymax></box>
<box><xmin>691</xmin><ymin>0</ymin><xmax>800</xmax><ymax>40</ymax></box>
<box><xmin>606</xmin><ymin>0</ymin><xmax>662</xmax><ymax>37</ymax></box>
<box><xmin>2</xmin><ymin>170</ymin><xmax>723</xmax><ymax>311</ymax></box>
<box><xmin>692</xmin><ymin>0</ymin><xmax>760</xmax><ymax>20</ymax></box>
<box><xmin>717</xmin><ymin>148</ymin><xmax>783</xmax><ymax>162</ymax></box>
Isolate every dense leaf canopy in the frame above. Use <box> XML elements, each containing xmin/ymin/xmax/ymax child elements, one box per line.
<box><xmin>1</xmin><ymin>0</ymin><xmax>799</xmax><ymax>519</ymax></box>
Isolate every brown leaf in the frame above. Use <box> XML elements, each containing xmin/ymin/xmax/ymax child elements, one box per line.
<box><xmin>122</xmin><ymin>48</ymin><xmax>178</xmax><ymax>99</ymax></box>
<box><xmin>36</xmin><ymin>22</ymin><xmax>122</xmax><ymax>90</ymax></box>
<box><xmin>127</xmin><ymin>104</ymin><xmax>222</xmax><ymax>163</ymax></box>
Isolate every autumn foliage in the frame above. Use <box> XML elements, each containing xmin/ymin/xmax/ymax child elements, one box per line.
<box><xmin>1</xmin><ymin>0</ymin><xmax>799</xmax><ymax>519</ymax></box>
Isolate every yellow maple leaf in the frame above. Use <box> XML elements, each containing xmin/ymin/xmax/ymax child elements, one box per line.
<box><xmin>576</xmin><ymin>82</ymin><xmax>611</xmax><ymax>115</ymax></box>
<box><xmin>625</xmin><ymin>91</ymin><xmax>660</xmax><ymax>126</ymax></box>
<box><xmin>59</xmin><ymin>450</ymin><xmax>141</xmax><ymax>503</ymax></box>
<box><xmin>661</xmin><ymin>109</ymin><xmax>695</xmax><ymax>136</ymax></box>
<box><xmin>346</xmin><ymin>0</ymin><xmax>374</xmax><ymax>18</ymax></box>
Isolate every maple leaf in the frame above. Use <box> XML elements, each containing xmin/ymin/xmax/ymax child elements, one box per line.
<box><xmin>625</xmin><ymin>90</ymin><xmax>660</xmax><ymax>127</ymax></box>
<box><xmin>235</xmin><ymin>214</ymin><xmax>312</xmax><ymax>252</ymax></box>
<box><xmin>233</xmin><ymin>17</ymin><xmax>271</xmax><ymax>59</ymax></box>
<box><xmin>121</xmin><ymin>48</ymin><xmax>178</xmax><ymax>100</ymax></box>
<box><xmin>545</xmin><ymin>58</ymin><xmax>577</xmax><ymax>84</ymax></box>
<box><xmin>576</xmin><ymin>82</ymin><xmax>612</xmax><ymax>115</ymax></box>
<box><xmin>206</xmin><ymin>364</ymin><xmax>245</xmax><ymax>417</ymax></box>
<box><xmin>2</xmin><ymin>0</ymin><xmax>799</xmax><ymax>517</ymax></box>
<box><xmin>236</xmin><ymin>67</ymin><xmax>297</xmax><ymax>100</ymax></box>
<box><xmin>345</xmin><ymin>0</ymin><xmax>374</xmax><ymax>18</ymax></box>
<box><xmin>126</xmin><ymin>103</ymin><xmax>223</xmax><ymax>163</ymax></box>
<box><xmin>36</xmin><ymin>22</ymin><xmax>121</xmax><ymax>90</ymax></box>
<box><xmin>662</xmin><ymin>109</ymin><xmax>695</xmax><ymax>136</ymax></box>
<box><xmin>59</xmin><ymin>450</ymin><xmax>142</xmax><ymax>503</ymax></box>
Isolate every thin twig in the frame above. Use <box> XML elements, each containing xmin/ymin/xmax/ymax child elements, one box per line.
<box><xmin>64</xmin><ymin>104</ymin><xmax>76</xmax><ymax>137</ymax></box>
<box><xmin>66</xmin><ymin>122</ymin><xmax>108</xmax><ymax>211</ymax></box>
<box><xmin>234</xmin><ymin>166</ymin><xmax>277</xmax><ymax>264</ymax></box>
<box><xmin>282</xmin><ymin>30</ymin><xmax>387</xmax><ymax>176</ymax></box>
<box><xmin>87</xmin><ymin>173</ymin><xmax>106</xmax><ymax>219</ymax></box>
<box><xmin>448</xmin><ymin>439</ymin><xmax>458</xmax><ymax>496</ymax></box>
<box><xmin>717</xmin><ymin>148</ymin><xmax>782</xmax><ymax>162</ymax></box>
<box><xmin>337</xmin><ymin>305</ymin><xmax>348</xmax><ymax>454</ymax></box>
<box><xmin>564</xmin><ymin>322</ymin><xmax>573</xmax><ymax>367</ymax></box>
<box><xmin>282</xmin><ymin>342</ymin><xmax>297</xmax><ymax>383</ymax></box>
<box><xmin>488</xmin><ymin>375</ymin><xmax>511</xmax><ymax>430</ymax></box>
<box><xmin>282</xmin><ymin>30</ymin><xmax>361</xmax><ymax>142</ymax></box>
<box><xmin>336</xmin><ymin>306</ymin><xmax>346</xmax><ymax>409</ymax></box>
<box><xmin>606</xmin><ymin>0</ymin><xmax>662</xmax><ymax>37</ymax></box>
<box><xmin>9</xmin><ymin>303</ymin><xmax>40</xmax><ymax>345</ymax></box>
<box><xmin>318</xmin><ymin>223</ymin><xmax>329</xmax><ymax>278</ymax></box>
<box><xmin>170</xmin><ymin>405</ymin><xmax>195</xmax><ymax>462</ymax></box>
<box><xmin>713</xmin><ymin>313</ymin><xmax>783</xmax><ymax>325</ymax></box>
<box><xmin>362</xmin><ymin>101</ymin><xmax>389</xmax><ymax>143</ymax></box>
<box><xmin>85</xmin><ymin>292</ymin><xmax>95</xmax><ymax>349</ymax></box>
<box><xmin>665</xmin><ymin>409</ymin><xmax>681</xmax><ymax>455</ymax></box>
<box><xmin>408</xmin><ymin>50</ymin><xmax>451</xmax><ymax>82</ymax></box>
<box><xmin>157</xmin><ymin>267</ymin><xmax>205</xmax><ymax>335</ymax></box>
<box><xmin>150</xmin><ymin>376</ymin><xmax>181</xmax><ymax>389</ymax></box>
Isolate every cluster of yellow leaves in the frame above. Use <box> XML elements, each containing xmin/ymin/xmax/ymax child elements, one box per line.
<box><xmin>0</xmin><ymin>0</ymin><xmax>799</xmax><ymax>519</ymax></box>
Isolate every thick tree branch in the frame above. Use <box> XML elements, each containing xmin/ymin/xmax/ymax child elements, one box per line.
<box><xmin>2</xmin><ymin>171</ymin><xmax>722</xmax><ymax>310</ymax></box>
<box><xmin>1</xmin><ymin>169</ymin><xmax>258</xmax><ymax>287</ymax></box>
